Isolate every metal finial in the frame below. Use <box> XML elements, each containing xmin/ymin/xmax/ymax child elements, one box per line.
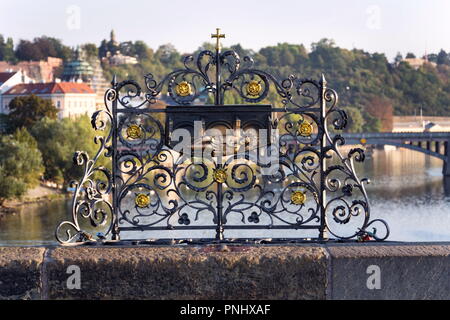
<box><xmin>320</xmin><ymin>73</ymin><xmax>327</xmax><ymax>86</ymax></box>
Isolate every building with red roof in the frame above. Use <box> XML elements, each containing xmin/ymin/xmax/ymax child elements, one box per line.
<box><xmin>2</xmin><ymin>82</ymin><xmax>97</xmax><ymax>119</ymax></box>
<box><xmin>0</xmin><ymin>70</ymin><xmax>35</xmax><ymax>114</ymax></box>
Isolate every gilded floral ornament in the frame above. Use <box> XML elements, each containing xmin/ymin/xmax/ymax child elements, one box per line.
<box><xmin>135</xmin><ymin>193</ymin><xmax>150</xmax><ymax>208</ymax></box>
<box><xmin>213</xmin><ymin>168</ymin><xmax>227</xmax><ymax>184</ymax></box>
<box><xmin>126</xmin><ymin>124</ymin><xmax>142</xmax><ymax>140</ymax></box>
<box><xmin>291</xmin><ymin>191</ymin><xmax>306</xmax><ymax>205</ymax></box>
<box><xmin>299</xmin><ymin>122</ymin><xmax>313</xmax><ymax>137</ymax></box>
<box><xmin>246</xmin><ymin>80</ymin><xmax>262</xmax><ymax>97</ymax></box>
<box><xmin>175</xmin><ymin>81</ymin><xmax>192</xmax><ymax>97</ymax></box>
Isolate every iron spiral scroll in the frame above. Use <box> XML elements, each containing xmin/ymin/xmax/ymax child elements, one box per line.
<box><xmin>55</xmin><ymin>36</ymin><xmax>389</xmax><ymax>244</ymax></box>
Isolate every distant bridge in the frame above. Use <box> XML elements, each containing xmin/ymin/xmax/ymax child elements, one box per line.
<box><xmin>342</xmin><ymin>132</ymin><xmax>450</xmax><ymax>176</ymax></box>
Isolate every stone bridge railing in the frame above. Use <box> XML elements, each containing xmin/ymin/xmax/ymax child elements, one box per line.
<box><xmin>1</xmin><ymin>243</ymin><xmax>449</xmax><ymax>300</ymax></box>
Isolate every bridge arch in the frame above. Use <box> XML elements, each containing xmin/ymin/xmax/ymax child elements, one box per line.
<box><xmin>342</xmin><ymin>132</ymin><xmax>450</xmax><ymax>176</ymax></box>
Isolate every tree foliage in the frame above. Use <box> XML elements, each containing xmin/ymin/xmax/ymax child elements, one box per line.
<box><xmin>82</xmin><ymin>43</ymin><xmax>98</xmax><ymax>60</ymax></box>
<box><xmin>14</xmin><ymin>36</ymin><xmax>71</xmax><ymax>61</ymax></box>
<box><xmin>342</xmin><ymin>106</ymin><xmax>365</xmax><ymax>133</ymax></box>
<box><xmin>30</xmin><ymin>116</ymin><xmax>108</xmax><ymax>185</ymax></box>
<box><xmin>82</xmin><ymin>35</ymin><xmax>450</xmax><ymax>129</ymax></box>
<box><xmin>0</xmin><ymin>34</ymin><xmax>16</xmax><ymax>62</ymax></box>
<box><xmin>4</xmin><ymin>34</ymin><xmax>450</xmax><ymax>133</ymax></box>
<box><xmin>246</xmin><ymin>39</ymin><xmax>450</xmax><ymax>125</ymax></box>
<box><xmin>8</xmin><ymin>95</ymin><xmax>58</xmax><ymax>130</ymax></box>
<box><xmin>365</xmin><ymin>96</ymin><xmax>394</xmax><ymax>132</ymax></box>
<box><xmin>0</xmin><ymin>128</ymin><xmax>44</xmax><ymax>204</ymax></box>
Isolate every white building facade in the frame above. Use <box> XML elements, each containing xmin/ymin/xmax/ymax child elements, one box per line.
<box><xmin>0</xmin><ymin>70</ymin><xmax>35</xmax><ymax>114</ymax></box>
<box><xmin>2</xmin><ymin>82</ymin><xmax>97</xmax><ymax>119</ymax></box>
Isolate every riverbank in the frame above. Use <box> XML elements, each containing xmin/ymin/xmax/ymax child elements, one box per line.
<box><xmin>0</xmin><ymin>185</ymin><xmax>69</xmax><ymax>217</ymax></box>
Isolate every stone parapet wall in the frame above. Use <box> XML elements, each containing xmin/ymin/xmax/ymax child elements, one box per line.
<box><xmin>0</xmin><ymin>243</ymin><xmax>448</xmax><ymax>300</ymax></box>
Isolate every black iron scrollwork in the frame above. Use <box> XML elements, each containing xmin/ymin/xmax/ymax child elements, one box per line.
<box><xmin>55</xmin><ymin>88</ymin><xmax>116</xmax><ymax>244</ymax></box>
<box><xmin>56</xmin><ymin>31</ymin><xmax>389</xmax><ymax>244</ymax></box>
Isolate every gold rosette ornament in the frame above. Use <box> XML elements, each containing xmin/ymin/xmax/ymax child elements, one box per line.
<box><xmin>175</xmin><ymin>81</ymin><xmax>192</xmax><ymax>97</ymax></box>
<box><xmin>135</xmin><ymin>193</ymin><xmax>150</xmax><ymax>208</ymax></box>
<box><xmin>291</xmin><ymin>191</ymin><xmax>306</xmax><ymax>205</ymax></box>
<box><xmin>246</xmin><ymin>80</ymin><xmax>262</xmax><ymax>97</ymax></box>
<box><xmin>299</xmin><ymin>122</ymin><xmax>313</xmax><ymax>137</ymax></box>
<box><xmin>213</xmin><ymin>168</ymin><xmax>227</xmax><ymax>184</ymax></box>
<box><xmin>126</xmin><ymin>124</ymin><xmax>142</xmax><ymax>140</ymax></box>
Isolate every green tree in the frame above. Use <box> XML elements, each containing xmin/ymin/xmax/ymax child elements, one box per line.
<box><xmin>8</xmin><ymin>95</ymin><xmax>58</xmax><ymax>130</ymax></box>
<box><xmin>427</xmin><ymin>53</ymin><xmax>438</xmax><ymax>63</ymax></box>
<box><xmin>156</xmin><ymin>43</ymin><xmax>181</xmax><ymax>67</ymax></box>
<box><xmin>0</xmin><ymin>128</ymin><xmax>44</xmax><ymax>205</ymax></box>
<box><xmin>0</xmin><ymin>114</ymin><xmax>12</xmax><ymax>133</ymax></box>
<box><xmin>30</xmin><ymin>116</ymin><xmax>108</xmax><ymax>185</ymax></box>
<box><xmin>83</xmin><ymin>43</ymin><xmax>99</xmax><ymax>60</ymax></box>
<box><xmin>0</xmin><ymin>35</ymin><xmax>16</xmax><ymax>62</ymax></box>
<box><xmin>281</xmin><ymin>49</ymin><xmax>295</xmax><ymax>66</ymax></box>
<box><xmin>15</xmin><ymin>40</ymin><xmax>43</xmax><ymax>61</ymax></box>
<box><xmin>98</xmin><ymin>39</ymin><xmax>109</xmax><ymax>58</ymax></box>
<box><xmin>393</xmin><ymin>52</ymin><xmax>403</xmax><ymax>65</ymax></box>
<box><xmin>260</xmin><ymin>46</ymin><xmax>281</xmax><ymax>66</ymax></box>
<box><xmin>342</xmin><ymin>106</ymin><xmax>365</xmax><ymax>133</ymax></box>
<box><xmin>437</xmin><ymin>49</ymin><xmax>450</xmax><ymax>65</ymax></box>
<box><xmin>15</xmin><ymin>36</ymin><xmax>70</xmax><ymax>61</ymax></box>
<box><xmin>362</xmin><ymin>110</ymin><xmax>381</xmax><ymax>132</ymax></box>
<box><xmin>133</xmin><ymin>41</ymin><xmax>153</xmax><ymax>61</ymax></box>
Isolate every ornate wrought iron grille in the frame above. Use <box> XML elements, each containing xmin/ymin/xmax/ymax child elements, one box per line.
<box><xmin>56</xmin><ymin>30</ymin><xmax>389</xmax><ymax>244</ymax></box>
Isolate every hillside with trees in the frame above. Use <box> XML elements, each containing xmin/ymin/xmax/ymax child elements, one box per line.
<box><xmin>1</xmin><ymin>34</ymin><xmax>450</xmax><ymax>202</ymax></box>
<box><xmin>97</xmin><ymin>37</ymin><xmax>450</xmax><ymax>132</ymax></box>
<box><xmin>2</xmin><ymin>34</ymin><xmax>450</xmax><ymax>132</ymax></box>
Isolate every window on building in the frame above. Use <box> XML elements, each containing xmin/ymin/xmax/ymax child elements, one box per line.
<box><xmin>57</xmin><ymin>101</ymin><xmax>61</xmax><ymax>108</ymax></box>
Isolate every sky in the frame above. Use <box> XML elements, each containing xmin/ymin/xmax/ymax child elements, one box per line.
<box><xmin>1</xmin><ymin>0</ymin><xmax>450</xmax><ymax>61</ymax></box>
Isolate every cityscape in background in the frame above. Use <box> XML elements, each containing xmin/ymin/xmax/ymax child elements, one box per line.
<box><xmin>1</xmin><ymin>29</ymin><xmax>450</xmax><ymax>131</ymax></box>
<box><xmin>0</xmin><ymin>27</ymin><xmax>449</xmax><ymax>205</ymax></box>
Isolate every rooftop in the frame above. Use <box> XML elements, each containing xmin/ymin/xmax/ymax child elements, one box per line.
<box><xmin>4</xmin><ymin>82</ymin><xmax>95</xmax><ymax>95</ymax></box>
<box><xmin>0</xmin><ymin>72</ymin><xmax>16</xmax><ymax>85</ymax></box>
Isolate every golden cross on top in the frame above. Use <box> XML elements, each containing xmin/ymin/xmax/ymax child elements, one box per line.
<box><xmin>211</xmin><ymin>28</ymin><xmax>225</xmax><ymax>51</ymax></box>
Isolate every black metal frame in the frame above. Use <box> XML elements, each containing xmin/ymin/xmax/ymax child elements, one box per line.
<box><xmin>55</xmin><ymin>34</ymin><xmax>389</xmax><ymax>244</ymax></box>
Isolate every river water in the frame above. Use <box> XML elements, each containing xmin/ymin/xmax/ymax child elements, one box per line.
<box><xmin>1</xmin><ymin>148</ymin><xmax>449</xmax><ymax>245</ymax></box>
